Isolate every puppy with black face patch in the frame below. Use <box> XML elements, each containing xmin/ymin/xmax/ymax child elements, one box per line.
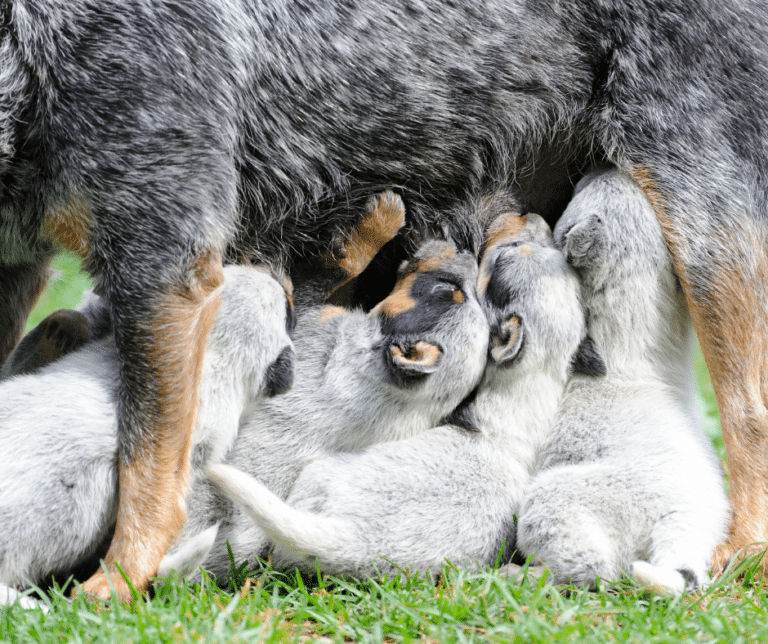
<box><xmin>516</xmin><ymin>167</ymin><xmax>729</xmax><ymax>596</ymax></box>
<box><xmin>174</xmin><ymin>231</ymin><xmax>490</xmax><ymax>580</ymax></box>
<box><xmin>202</xmin><ymin>211</ymin><xmax>601</xmax><ymax>579</ymax></box>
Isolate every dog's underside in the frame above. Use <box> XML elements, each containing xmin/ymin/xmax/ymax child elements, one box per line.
<box><xmin>1</xmin><ymin>0</ymin><xmax>766</xmax><ymax>596</ymax></box>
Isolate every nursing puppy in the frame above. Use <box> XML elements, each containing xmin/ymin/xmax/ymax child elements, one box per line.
<box><xmin>0</xmin><ymin>263</ymin><xmax>295</xmax><ymax>602</ymax></box>
<box><xmin>516</xmin><ymin>167</ymin><xmax>729</xmax><ymax>595</ymax></box>
<box><xmin>204</xmin><ymin>212</ymin><xmax>603</xmax><ymax>578</ymax></box>
<box><xmin>172</xmin><ymin>233</ymin><xmax>490</xmax><ymax>580</ymax></box>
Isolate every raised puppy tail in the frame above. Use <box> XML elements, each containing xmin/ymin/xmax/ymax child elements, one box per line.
<box><xmin>208</xmin><ymin>464</ymin><xmax>358</xmax><ymax>572</ymax></box>
<box><xmin>631</xmin><ymin>561</ymin><xmax>700</xmax><ymax>597</ymax></box>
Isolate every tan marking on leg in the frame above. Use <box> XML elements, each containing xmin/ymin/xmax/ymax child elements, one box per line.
<box><xmin>328</xmin><ymin>190</ymin><xmax>405</xmax><ymax>292</ymax></box>
<box><xmin>43</xmin><ymin>196</ymin><xmax>93</xmax><ymax>261</ymax></box>
<box><xmin>82</xmin><ymin>248</ymin><xmax>224</xmax><ymax>602</ymax></box>
<box><xmin>629</xmin><ymin>164</ymin><xmax>768</xmax><ymax>575</ymax></box>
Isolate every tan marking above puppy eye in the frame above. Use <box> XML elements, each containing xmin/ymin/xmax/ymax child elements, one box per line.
<box><xmin>373</xmin><ymin>273</ymin><xmax>417</xmax><ymax>317</ymax></box>
<box><xmin>452</xmin><ymin>288</ymin><xmax>464</xmax><ymax>304</ymax></box>
<box><xmin>319</xmin><ymin>305</ymin><xmax>346</xmax><ymax>323</ymax></box>
<box><xmin>519</xmin><ymin>245</ymin><xmax>532</xmax><ymax>256</ymax></box>
<box><xmin>483</xmin><ymin>213</ymin><xmax>528</xmax><ymax>253</ymax></box>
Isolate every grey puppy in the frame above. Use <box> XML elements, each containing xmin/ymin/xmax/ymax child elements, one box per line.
<box><xmin>516</xmin><ymin>167</ymin><xmax>729</xmax><ymax>595</ymax></box>
<box><xmin>0</xmin><ymin>263</ymin><xmax>295</xmax><ymax>603</ymax></box>
<box><xmin>204</xmin><ymin>212</ymin><xmax>603</xmax><ymax>578</ymax></box>
<box><xmin>173</xmin><ymin>234</ymin><xmax>490</xmax><ymax>579</ymax></box>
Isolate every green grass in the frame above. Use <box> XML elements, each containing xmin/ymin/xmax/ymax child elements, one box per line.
<box><xmin>4</xmin><ymin>253</ymin><xmax>760</xmax><ymax>644</ymax></box>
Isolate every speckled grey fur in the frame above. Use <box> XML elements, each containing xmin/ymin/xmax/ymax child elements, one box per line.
<box><xmin>175</xmin><ymin>240</ymin><xmax>490</xmax><ymax>579</ymax></box>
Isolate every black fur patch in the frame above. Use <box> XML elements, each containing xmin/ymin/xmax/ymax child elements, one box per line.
<box><xmin>484</xmin><ymin>253</ymin><xmax>522</xmax><ymax>312</ymax></box>
<box><xmin>380</xmin><ymin>271</ymin><xmax>465</xmax><ymax>337</ymax></box>
<box><xmin>440</xmin><ymin>386</ymin><xmax>481</xmax><ymax>432</ymax></box>
<box><xmin>676</xmin><ymin>568</ymin><xmax>699</xmax><ymax>590</ymax></box>
<box><xmin>264</xmin><ymin>345</ymin><xmax>296</xmax><ymax>397</ymax></box>
<box><xmin>571</xmin><ymin>335</ymin><xmax>607</xmax><ymax>377</ymax></box>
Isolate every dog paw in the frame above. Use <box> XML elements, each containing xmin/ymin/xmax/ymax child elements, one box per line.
<box><xmin>711</xmin><ymin>540</ymin><xmax>768</xmax><ymax>577</ymax></box>
<box><xmin>78</xmin><ymin>569</ymin><xmax>136</xmax><ymax>604</ymax></box>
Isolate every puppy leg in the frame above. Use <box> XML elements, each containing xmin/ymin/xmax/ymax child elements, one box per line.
<box><xmin>297</xmin><ymin>190</ymin><xmax>405</xmax><ymax>306</ymax></box>
<box><xmin>80</xmin><ymin>248</ymin><xmax>224</xmax><ymax>602</ymax></box>
<box><xmin>631</xmin><ymin>167</ymin><xmax>768</xmax><ymax>574</ymax></box>
<box><xmin>0</xmin><ymin>259</ymin><xmax>51</xmax><ymax>365</ymax></box>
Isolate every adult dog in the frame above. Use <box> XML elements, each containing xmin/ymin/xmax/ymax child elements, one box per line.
<box><xmin>1</xmin><ymin>0</ymin><xmax>765</xmax><ymax>598</ymax></box>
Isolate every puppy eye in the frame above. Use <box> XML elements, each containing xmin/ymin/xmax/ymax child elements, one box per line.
<box><xmin>431</xmin><ymin>281</ymin><xmax>457</xmax><ymax>294</ymax></box>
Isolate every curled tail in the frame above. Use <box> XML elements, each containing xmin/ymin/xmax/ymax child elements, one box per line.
<box><xmin>207</xmin><ymin>464</ymin><xmax>360</xmax><ymax>573</ymax></box>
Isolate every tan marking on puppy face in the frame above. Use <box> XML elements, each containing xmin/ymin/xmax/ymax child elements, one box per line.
<box><xmin>452</xmin><ymin>288</ymin><xmax>465</xmax><ymax>304</ymax></box>
<box><xmin>483</xmin><ymin>213</ymin><xmax>528</xmax><ymax>253</ymax></box>
<box><xmin>477</xmin><ymin>273</ymin><xmax>491</xmax><ymax>298</ymax></box>
<box><xmin>43</xmin><ymin>196</ymin><xmax>93</xmax><ymax>261</ymax></box>
<box><xmin>518</xmin><ymin>245</ymin><xmax>532</xmax><ymax>256</ymax></box>
<box><xmin>414</xmin><ymin>244</ymin><xmax>457</xmax><ymax>273</ymax></box>
<box><xmin>88</xmin><ymin>247</ymin><xmax>225</xmax><ymax>599</ymax></box>
<box><xmin>330</xmin><ymin>190</ymin><xmax>405</xmax><ymax>289</ymax></box>
<box><xmin>373</xmin><ymin>272</ymin><xmax>417</xmax><ymax>317</ymax></box>
<box><xmin>320</xmin><ymin>305</ymin><xmax>346</xmax><ymax>323</ymax></box>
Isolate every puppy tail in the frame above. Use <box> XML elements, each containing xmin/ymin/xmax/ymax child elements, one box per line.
<box><xmin>156</xmin><ymin>522</ymin><xmax>221</xmax><ymax>581</ymax></box>
<box><xmin>631</xmin><ymin>561</ymin><xmax>693</xmax><ymax>597</ymax></box>
<box><xmin>208</xmin><ymin>464</ymin><xmax>357</xmax><ymax>569</ymax></box>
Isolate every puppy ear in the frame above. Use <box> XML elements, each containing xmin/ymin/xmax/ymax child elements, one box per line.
<box><xmin>440</xmin><ymin>387</ymin><xmax>481</xmax><ymax>432</ymax></box>
<box><xmin>264</xmin><ymin>345</ymin><xmax>296</xmax><ymax>397</ymax></box>
<box><xmin>490</xmin><ymin>316</ymin><xmax>525</xmax><ymax>366</ymax></box>
<box><xmin>571</xmin><ymin>335</ymin><xmax>607</xmax><ymax>377</ymax></box>
<box><xmin>388</xmin><ymin>340</ymin><xmax>443</xmax><ymax>378</ymax></box>
<box><xmin>561</xmin><ymin>218</ymin><xmax>603</xmax><ymax>267</ymax></box>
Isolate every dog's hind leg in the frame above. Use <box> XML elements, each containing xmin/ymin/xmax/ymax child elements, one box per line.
<box><xmin>0</xmin><ymin>259</ymin><xmax>52</xmax><ymax>366</ymax></box>
<box><xmin>630</xmin><ymin>167</ymin><xmax>768</xmax><ymax>575</ymax></box>
<box><xmin>80</xmin><ymin>246</ymin><xmax>225</xmax><ymax>602</ymax></box>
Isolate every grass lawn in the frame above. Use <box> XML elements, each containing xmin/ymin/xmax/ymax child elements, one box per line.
<box><xmin>3</xmin><ymin>253</ymin><xmax>764</xmax><ymax>643</ymax></box>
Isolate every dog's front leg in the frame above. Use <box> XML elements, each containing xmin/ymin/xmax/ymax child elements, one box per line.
<box><xmin>0</xmin><ymin>259</ymin><xmax>52</xmax><ymax>366</ymax></box>
<box><xmin>80</xmin><ymin>248</ymin><xmax>224</xmax><ymax>602</ymax></box>
<box><xmin>630</xmin><ymin>166</ymin><xmax>768</xmax><ymax>575</ymax></box>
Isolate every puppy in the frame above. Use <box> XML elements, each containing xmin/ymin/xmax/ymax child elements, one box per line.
<box><xmin>0</xmin><ymin>263</ymin><xmax>294</xmax><ymax>600</ymax></box>
<box><xmin>202</xmin><ymin>212</ymin><xmax>603</xmax><ymax>578</ymax></box>
<box><xmin>173</xmin><ymin>234</ymin><xmax>490</xmax><ymax>579</ymax></box>
<box><xmin>516</xmin><ymin>167</ymin><xmax>729</xmax><ymax>595</ymax></box>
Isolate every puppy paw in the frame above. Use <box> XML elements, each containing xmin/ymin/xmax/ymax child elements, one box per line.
<box><xmin>331</xmin><ymin>190</ymin><xmax>406</xmax><ymax>279</ymax></box>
